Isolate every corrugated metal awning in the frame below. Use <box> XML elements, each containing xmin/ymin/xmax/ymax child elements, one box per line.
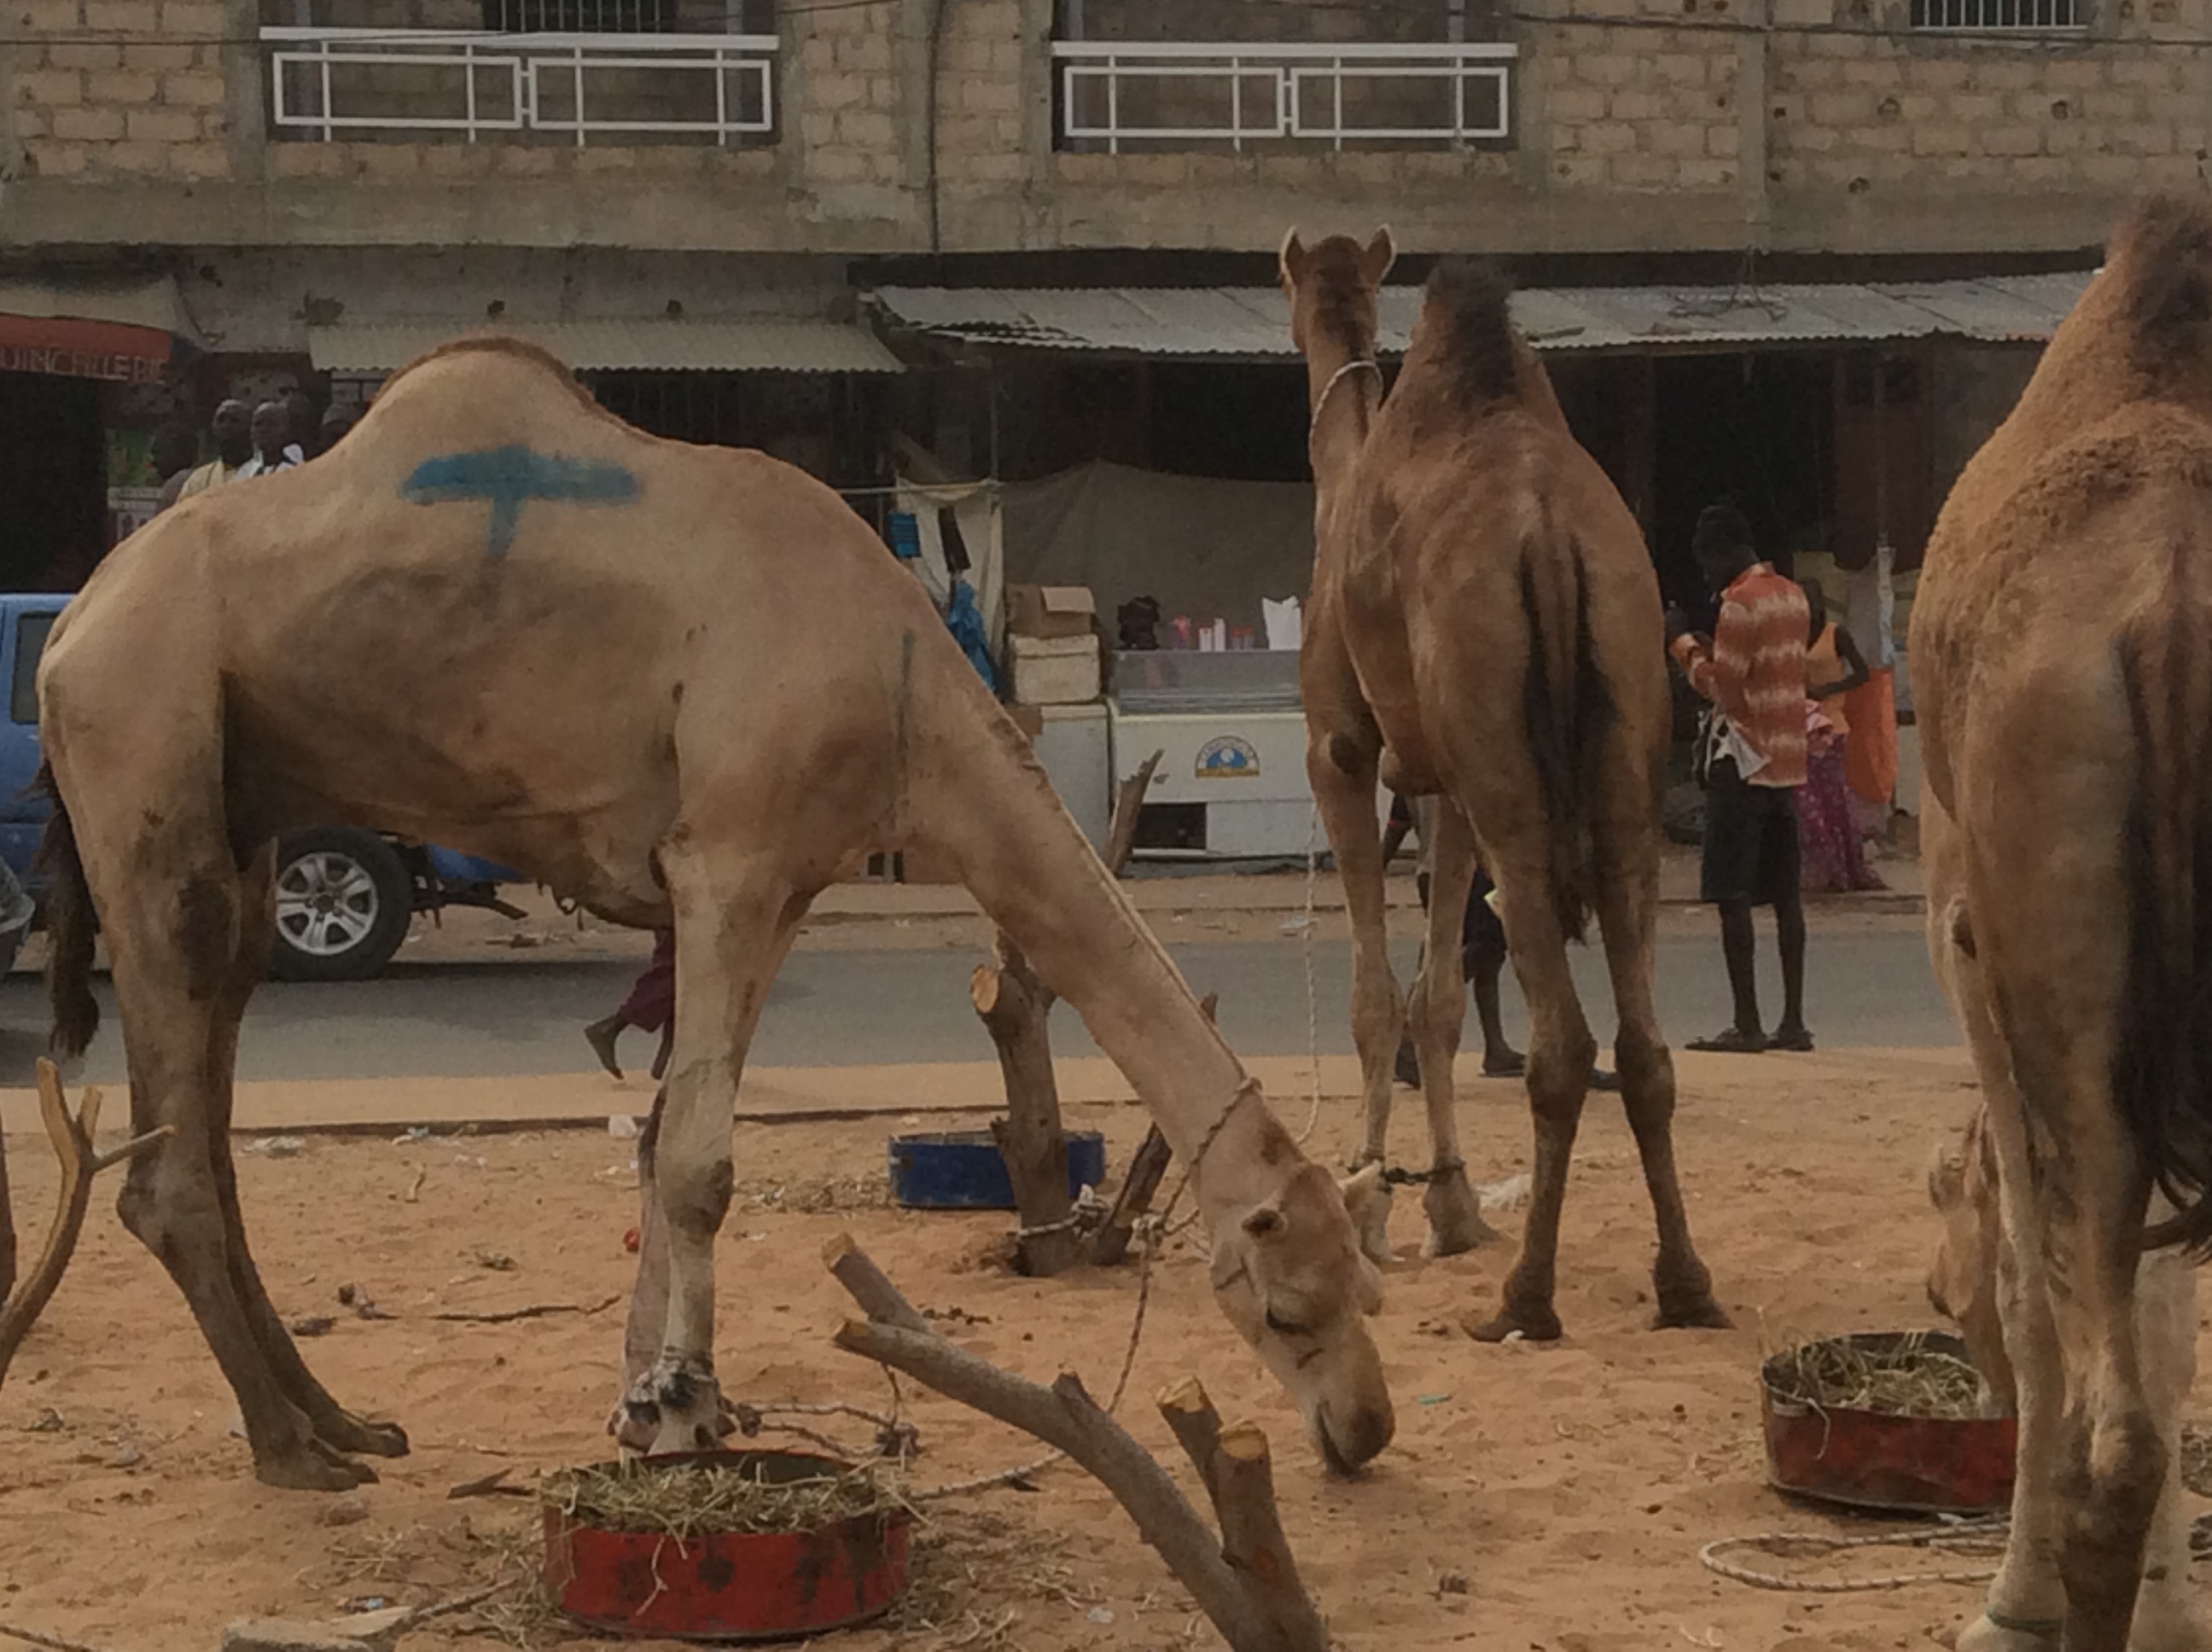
<box><xmin>0</xmin><ymin>273</ymin><xmax>196</xmax><ymax>337</ymax></box>
<box><xmin>870</xmin><ymin>272</ymin><xmax>2096</xmax><ymax>359</ymax></box>
<box><xmin>309</xmin><ymin>317</ymin><xmax>904</xmax><ymax>375</ymax></box>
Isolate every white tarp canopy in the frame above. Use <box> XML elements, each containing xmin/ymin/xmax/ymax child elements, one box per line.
<box><xmin>1000</xmin><ymin>460</ymin><xmax>1313</xmax><ymax>637</ymax></box>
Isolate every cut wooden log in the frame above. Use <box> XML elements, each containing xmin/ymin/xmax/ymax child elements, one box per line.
<box><xmin>974</xmin><ymin>944</ymin><xmax>1081</xmax><ymax>1277</ymax></box>
<box><xmin>0</xmin><ymin>1060</ymin><xmax>170</xmax><ymax>1392</ymax></box>
<box><xmin>821</xmin><ymin>1231</ymin><xmax>930</xmax><ymax>1334</ymax></box>
<box><xmin>825</xmin><ymin>1240</ymin><xmax>1329</xmax><ymax>1652</ymax></box>
<box><xmin>1213</xmin><ymin>1422</ymin><xmax>1329</xmax><ymax>1651</ymax></box>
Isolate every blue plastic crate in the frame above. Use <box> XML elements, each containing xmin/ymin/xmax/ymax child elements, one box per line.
<box><xmin>888</xmin><ymin>1130</ymin><xmax>1108</xmax><ymax>1211</ymax></box>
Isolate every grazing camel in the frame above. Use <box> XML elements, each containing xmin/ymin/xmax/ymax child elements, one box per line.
<box><xmin>34</xmin><ymin>334</ymin><xmax>1394</xmax><ymax>1490</ymax></box>
<box><xmin>1913</xmin><ymin>192</ymin><xmax>2212</xmax><ymax>1650</ymax></box>
<box><xmin>1280</xmin><ymin>231</ymin><xmax>1727</xmax><ymax>1339</ymax></box>
<box><xmin>1925</xmin><ymin>1110</ymin><xmax>2201</xmax><ymax>1651</ymax></box>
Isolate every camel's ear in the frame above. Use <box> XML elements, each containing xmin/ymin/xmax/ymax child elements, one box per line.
<box><xmin>1359</xmin><ymin>226</ymin><xmax>1397</xmax><ymax>288</ymax></box>
<box><xmin>1279</xmin><ymin>226</ymin><xmax>1309</xmax><ymax>289</ymax></box>
<box><xmin>1926</xmin><ymin>1143</ymin><xmax>1966</xmax><ymax>1212</ymax></box>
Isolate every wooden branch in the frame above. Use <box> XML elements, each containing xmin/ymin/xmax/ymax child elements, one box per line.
<box><xmin>820</xmin><ymin>1232</ymin><xmax>930</xmax><ymax>1334</ymax></box>
<box><xmin>1214</xmin><ymin>1421</ymin><xmax>1330</xmax><ymax>1651</ymax></box>
<box><xmin>1089</xmin><ymin>995</ymin><xmax>1205</xmax><ymax>1268</ymax></box>
<box><xmin>0</xmin><ymin>1062</ymin><xmax>168</xmax><ymax>1391</ymax></box>
<box><xmin>1102</xmin><ymin>748</ymin><xmax>1165</xmax><ymax>879</ymax></box>
<box><xmin>832</xmin><ymin>1318</ymin><xmax>1264</xmax><ymax>1647</ymax></box>
<box><xmin>1157</xmin><ymin>1375</ymin><xmax>1225</xmax><ymax>1508</ymax></box>
<box><xmin>825</xmin><ymin>1242</ymin><xmax>1329</xmax><ymax>1652</ymax></box>
<box><xmin>1091</xmin><ymin>1126</ymin><xmax>1173</xmax><ymax>1268</ymax></box>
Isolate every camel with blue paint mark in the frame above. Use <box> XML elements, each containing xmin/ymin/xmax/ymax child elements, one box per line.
<box><xmin>32</xmin><ymin>333</ymin><xmax>1395</xmax><ymax>1490</ymax></box>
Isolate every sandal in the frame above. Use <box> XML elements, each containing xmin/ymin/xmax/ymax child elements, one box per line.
<box><xmin>1687</xmin><ymin>1027</ymin><xmax>1768</xmax><ymax>1055</ymax></box>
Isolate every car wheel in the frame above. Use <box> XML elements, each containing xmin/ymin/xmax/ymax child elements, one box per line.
<box><xmin>269</xmin><ymin>828</ymin><xmax>414</xmax><ymax>983</ymax></box>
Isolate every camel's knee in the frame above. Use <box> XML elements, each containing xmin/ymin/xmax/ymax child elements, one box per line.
<box><xmin>171</xmin><ymin>869</ymin><xmax>242</xmax><ymax>1003</ymax></box>
<box><xmin>658</xmin><ymin>1152</ymin><xmax>735</xmax><ymax>1240</ymax></box>
<box><xmin>1613</xmin><ymin>1027</ymin><xmax>1675</xmax><ymax>1114</ymax></box>
<box><xmin>1527</xmin><ymin>1031</ymin><xmax>1598</xmax><ymax>1118</ymax></box>
<box><xmin>116</xmin><ymin>1152</ymin><xmax>220</xmax><ymax>1270</ymax></box>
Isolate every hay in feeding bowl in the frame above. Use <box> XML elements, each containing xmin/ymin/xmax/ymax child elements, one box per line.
<box><xmin>1767</xmin><ymin>1332</ymin><xmax>1987</xmax><ymax>1421</ymax></box>
<box><xmin>543</xmin><ymin>1451</ymin><xmax>915</xmax><ymax>1542</ymax></box>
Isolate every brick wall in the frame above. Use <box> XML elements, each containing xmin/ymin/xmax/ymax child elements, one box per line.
<box><xmin>1768</xmin><ymin>14</ymin><xmax>2212</xmax><ymax>198</ymax></box>
<box><xmin>13</xmin><ymin>0</ymin><xmax>231</xmax><ymax>182</ymax></box>
<box><xmin>1537</xmin><ymin>1</ymin><xmax>1741</xmax><ymax>193</ymax></box>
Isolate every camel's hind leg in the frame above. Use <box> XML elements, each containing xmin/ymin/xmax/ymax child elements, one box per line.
<box><xmin>1406</xmin><ymin>801</ymin><xmax>1489</xmax><ymax>1256</ymax></box>
<box><xmin>613</xmin><ymin>840</ymin><xmax>807</xmax><ymax>1457</ymax></box>
<box><xmin>96</xmin><ymin>836</ymin><xmax>374</xmax><ymax>1489</ymax></box>
<box><xmin>208</xmin><ymin>845</ymin><xmax>406</xmax><ymax>1459</ymax></box>
<box><xmin>1464</xmin><ymin>846</ymin><xmax>1595</xmax><ymax>1343</ymax></box>
<box><xmin>1590</xmin><ymin>861</ymin><xmax>1726</xmax><ymax>1329</ymax></box>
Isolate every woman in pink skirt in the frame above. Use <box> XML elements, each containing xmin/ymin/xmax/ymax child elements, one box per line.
<box><xmin>1796</xmin><ymin>585</ymin><xmax>1886</xmax><ymax>894</ymax></box>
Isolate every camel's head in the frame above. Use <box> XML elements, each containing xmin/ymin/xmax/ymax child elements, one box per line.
<box><xmin>1924</xmin><ymin>1108</ymin><xmax>2015</xmax><ymax>1416</ymax></box>
<box><xmin>1208</xmin><ymin>1159</ymin><xmax>1394</xmax><ymax>1475</ymax></box>
<box><xmin>1278</xmin><ymin>225</ymin><xmax>1395</xmax><ymax>361</ymax></box>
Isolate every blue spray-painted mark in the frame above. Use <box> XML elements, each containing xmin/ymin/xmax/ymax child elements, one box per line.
<box><xmin>401</xmin><ymin>445</ymin><xmax>638</xmax><ymax>559</ymax></box>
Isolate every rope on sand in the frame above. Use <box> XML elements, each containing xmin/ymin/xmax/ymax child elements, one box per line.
<box><xmin>1699</xmin><ymin>1516</ymin><xmax>2007</xmax><ymax>1594</ymax></box>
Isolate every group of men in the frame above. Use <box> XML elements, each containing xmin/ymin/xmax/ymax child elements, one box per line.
<box><xmin>151</xmin><ymin>390</ymin><xmax>357</xmax><ymax>512</ymax></box>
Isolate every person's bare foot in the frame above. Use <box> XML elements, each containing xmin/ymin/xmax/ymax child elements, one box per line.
<box><xmin>585</xmin><ymin>1015</ymin><xmax>626</xmax><ymax>1079</ymax></box>
<box><xmin>1770</xmin><ymin>1024</ymin><xmax>1814</xmax><ymax>1053</ymax></box>
<box><xmin>1482</xmin><ymin>1046</ymin><xmax>1526</xmax><ymax>1078</ymax></box>
<box><xmin>1687</xmin><ymin>1027</ymin><xmax>1768</xmax><ymax>1055</ymax></box>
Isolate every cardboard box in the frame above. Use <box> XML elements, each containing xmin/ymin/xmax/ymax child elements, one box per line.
<box><xmin>1006</xmin><ymin>584</ymin><xmax>1097</xmax><ymax>640</ymax></box>
<box><xmin>1010</xmin><ymin>633</ymin><xmax>1101</xmax><ymax>706</ymax></box>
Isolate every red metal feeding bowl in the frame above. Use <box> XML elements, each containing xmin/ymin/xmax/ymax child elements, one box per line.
<box><xmin>1761</xmin><ymin>1331</ymin><xmax>2017</xmax><ymax>1516</ymax></box>
<box><xmin>543</xmin><ymin>1450</ymin><xmax>912</xmax><ymax>1643</ymax></box>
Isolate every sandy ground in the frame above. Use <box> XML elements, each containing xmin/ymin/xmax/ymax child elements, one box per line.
<box><xmin>0</xmin><ymin>1050</ymin><xmax>2202</xmax><ymax>1652</ymax></box>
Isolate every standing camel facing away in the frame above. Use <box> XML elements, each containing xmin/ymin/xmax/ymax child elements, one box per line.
<box><xmin>34</xmin><ymin>334</ymin><xmax>1394</xmax><ymax>1491</ymax></box>
<box><xmin>1926</xmin><ymin>1110</ymin><xmax>2201</xmax><ymax>1652</ymax></box>
<box><xmin>1280</xmin><ymin>231</ymin><xmax>1728</xmax><ymax>1340</ymax></box>
<box><xmin>1913</xmin><ymin>192</ymin><xmax>2212</xmax><ymax>1651</ymax></box>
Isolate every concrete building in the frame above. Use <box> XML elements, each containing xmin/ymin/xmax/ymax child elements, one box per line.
<box><xmin>0</xmin><ymin>0</ymin><xmax>2165</xmax><ymax>594</ymax></box>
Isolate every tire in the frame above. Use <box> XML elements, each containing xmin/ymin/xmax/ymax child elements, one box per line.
<box><xmin>269</xmin><ymin>827</ymin><xmax>414</xmax><ymax>983</ymax></box>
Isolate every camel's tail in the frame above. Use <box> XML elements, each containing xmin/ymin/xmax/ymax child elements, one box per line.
<box><xmin>2113</xmin><ymin>530</ymin><xmax>2212</xmax><ymax>1257</ymax></box>
<box><xmin>1515</xmin><ymin>551</ymin><xmax>1609</xmax><ymax>944</ymax></box>
<box><xmin>33</xmin><ymin>759</ymin><xmax>99</xmax><ymax>1060</ymax></box>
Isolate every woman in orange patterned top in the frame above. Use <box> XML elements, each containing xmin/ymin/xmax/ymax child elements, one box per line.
<box><xmin>1666</xmin><ymin>502</ymin><xmax>1813</xmax><ymax>1056</ymax></box>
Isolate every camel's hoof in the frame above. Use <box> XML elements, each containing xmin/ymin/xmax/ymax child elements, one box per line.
<box><xmin>1956</xmin><ymin>1614</ymin><xmax>2061</xmax><ymax>1652</ymax></box>
<box><xmin>1653</xmin><ymin>1292</ymin><xmax>1732</xmax><ymax>1331</ymax></box>
<box><xmin>1422</xmin><ymin>1168</ymin><xmax>1494</xmax><ymax>1258</ymax></box>
<box><xmin>320</xmin><ymin>1412</ymin><xmax>410</xmax><ymax>1459</ymax></box>
<box><xmin>1461</xmin><ymin>1301</ymin><xmax>1563</xmax><ymax>1344</ymax></box>
<box><xmin>613</xmin><ymin>1359</ymin><xmax>725</xmax><ymax>1457</ymax></box>
<box><xmin>254</xmin><ymin>1436</ymin><xmax>380</xmax><ymax>1492</ymax></box>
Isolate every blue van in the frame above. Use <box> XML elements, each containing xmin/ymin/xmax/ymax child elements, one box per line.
<box><xmin>0</xmin><ymin>593</ymin><xmax>524</xmax><ymax>981</ymax></box>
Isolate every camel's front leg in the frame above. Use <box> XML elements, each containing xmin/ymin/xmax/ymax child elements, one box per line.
<box><xmin>1406</xmin><ymin>800</ymin><xmax>1489</xmax><ymax>1256</ymax></box>
<box><xmin>1306</xmin><ymin>730</ymin><xmax>1399</xmax><ymax>1171</ymax></box>
<box><xmin>614</xmin><ymin>852</ymin><xmax>805</xmax><ymax>1457</ymax></box>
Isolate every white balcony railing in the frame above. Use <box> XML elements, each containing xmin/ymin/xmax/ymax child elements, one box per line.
<box><xmin>261</xmin><ymin>27</ymin><xmax>777</xmax><ymax>144</ymax></box>
<box><xmin>1051</xmin><ymin>40</ymin><xmax>1516</xmax><ymax>153</ymax></box>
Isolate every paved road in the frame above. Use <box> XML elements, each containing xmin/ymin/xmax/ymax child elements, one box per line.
<box><xmin>0</xmin><ymin>922</ymin><xmax>1958</xmax><ymax>1088</ymax></box>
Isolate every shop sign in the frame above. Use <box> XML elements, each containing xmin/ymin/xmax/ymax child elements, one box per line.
<box><xmin>1195</xmin><ymin>735</ymin><xmax>1260</xmax><ymax>779</ymax></box>
<box><xmin>0</xmin><ymin>312</ymin><xmax>172</xmax><ymax>383</ymax></box>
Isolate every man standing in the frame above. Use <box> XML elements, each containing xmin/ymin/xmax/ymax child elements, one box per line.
<box><xmin>237</xmin><ymin>401</ymin><xmax>300</xmax><ymax>478</ymax></box>
<box><xmin>148</xmin><ymin>423</ymin><xmax>201</xmax><ymax>514</ymax></box>
<box><xmin>1668</xmin><ymin>501</ymin><xmax>1813</xmax><ymax>1054</ymax></box>
<box><xmin>175</xmin><ymin>400</ymin><xmax>253</xmax><ymax>499</ymax></box>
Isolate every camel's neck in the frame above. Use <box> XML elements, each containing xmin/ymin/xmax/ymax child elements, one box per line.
<box><xmin>909</xmin><ymin>650</ymin><xmax>1297</xmax><ymax>1209</ymax></box>
<box><xmin>1303</xmin><ymin>346</ymin><xmax>1382</xmax><ymax>491</ymax></box>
